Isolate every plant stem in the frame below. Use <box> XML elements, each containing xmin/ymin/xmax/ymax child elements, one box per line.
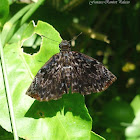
<box><xmin>20</xmin><ymin>0</ymin><xmax>45</xmax><ymax>25</ymax></box>
<box><xmin>1</xmin><ymin>4</ymin><xmax>33</xmax><ymax>46</ymax></box>
<box><xmin>0</xmin><ymin>36</ymin><xmax>19</xmax><ymax>140</ymax></box>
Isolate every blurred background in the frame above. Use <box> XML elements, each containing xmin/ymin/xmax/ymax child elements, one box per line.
<box><xmin>2</xmin><ymin>0</ymin><xmax>140</xmax><ymax>139</ymax></box>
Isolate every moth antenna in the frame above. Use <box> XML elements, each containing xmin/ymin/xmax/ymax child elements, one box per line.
<box><xmin>68</xmin><ymin>32</ymin><xmax>82</xmax><ymax>43</ymax></box>
<box><xmin>41</xmin><ymin>35</ymin><xmax>60</xmax><ymax>43</ymax></box>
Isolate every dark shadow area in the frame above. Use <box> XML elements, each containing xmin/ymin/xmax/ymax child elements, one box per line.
<box><xmin>0</xmin><ymin>126</ymin><xmax>24</xmax><ymax>140</ymax></box>
<box><xmin>22</xmin><ymin>45</ymin><xmax>41</xmax><ymax>55</ymax></box>
<box><xmin>25</xmin><ymin>93</ymin><xmax>91</xmax><ymax>122</ymax></box>
<box><xmin>22</xmin><ymin>34</ymin><xmax>41</xmax><ymax>55</ymax></box>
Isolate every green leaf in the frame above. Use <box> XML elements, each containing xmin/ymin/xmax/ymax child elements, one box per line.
<box><xmin>103</xmin><ymin>100</ymin><xmax>135</xmax><ymax>124</ymax></box>
<box><xmin>0</xmin><ymin>21</ymin><xmax>94</xmax><ymax>140</ymax></box>
<box><xmin>90</xmin><ymin>132</ymin><xmax>105</xmax><ymax>140</ymax></box>
<box><xmin>0</xmin><ymin>0</ymin><xmax>9</xmax><ymax>27</ymax></box>
<box><xmin>125</xmin><ymin>95</ymin><xmax>140</xmax><ymax>139</ymax></box>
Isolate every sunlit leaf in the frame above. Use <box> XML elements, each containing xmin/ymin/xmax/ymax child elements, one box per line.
<box><xmin>0</xmin><ymin>21</ymin><xmax>99</xmax><ymax>140</ymax></box>
<box><xmin>125</xmin><ymin>95</ymin><xmax>140</xmax><ymax>139</ymax></box>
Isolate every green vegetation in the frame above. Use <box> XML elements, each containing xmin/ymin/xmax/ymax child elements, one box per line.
<box><xmin>0</xmin><ymin>0</ymin><xmax>140</xmax><ymax>140</ymax></box>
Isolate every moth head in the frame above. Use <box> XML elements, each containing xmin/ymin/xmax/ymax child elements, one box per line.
<box><xmin>59</xmin><ymin>40</ymin><xmax>71</xmax><ymax>51</ymax></box>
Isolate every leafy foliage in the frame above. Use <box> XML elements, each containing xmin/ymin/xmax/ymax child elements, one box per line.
<box><xmin>0</xmin><ymin>0</ymin><xmax>140</xmax><ymax>140</ymax></box>
<box><xmin>0</xmin><ymin>20</ymin><xmax>96</xmax><ymax>140</ymax></box>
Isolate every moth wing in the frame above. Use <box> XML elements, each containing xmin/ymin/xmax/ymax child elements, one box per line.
<box><xmin>71</xmin><ymin>52</ymin><xmax>117</xmax><ymax>95</ymax></box>
<box><xmin>26</xmin><ymin>53</ymin><xmax>67</xmax><ymax>101</ymax></box>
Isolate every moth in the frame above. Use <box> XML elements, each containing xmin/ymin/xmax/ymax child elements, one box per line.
<box><xmin>26</xmin><ymin>38</ymin><xmax>117</xmax><ymax>101</ymax></box>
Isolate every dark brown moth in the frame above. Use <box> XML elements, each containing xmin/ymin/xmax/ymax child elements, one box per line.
<box><xmin>26</xmin><ymin>40</ymin><xmax>117</xmax><ymax>101</ymax></box>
